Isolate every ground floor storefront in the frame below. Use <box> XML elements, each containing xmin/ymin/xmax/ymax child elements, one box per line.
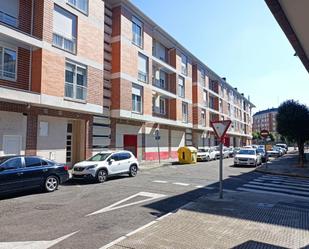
<box><xmin>0</xmin><ymin>102</ymin><xmax>93</xmax><ymax>166</ymax></box>
<box><xmin>110</xmin><ymin>119</ymin><xmax>191</xmax><ymax>161</ymax></box>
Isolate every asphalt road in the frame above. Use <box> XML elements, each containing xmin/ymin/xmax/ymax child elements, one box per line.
<box><xmin>0</xmin><ymin>158</ymin><xmax>265</xmax><ymax>249</ymax></box>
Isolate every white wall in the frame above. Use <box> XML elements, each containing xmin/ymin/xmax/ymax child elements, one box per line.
<box><xmin>171</xmin><ymin>130</ymin><xmax>185</xmax><ymax>152</ymax></box>
<box><xmin>145</xmin><ymin>128</ymin><xmax>168</xmax><ymax>153</ymax></box>
<box><xmin>0</xmin><ymin>111</ymin><xmax>27</xmax><ymax>156</ymax></box>
<box><xmin>36</xmin><ymin>115</ymin><xmax>67</xmax><ymax>163</ymax></box>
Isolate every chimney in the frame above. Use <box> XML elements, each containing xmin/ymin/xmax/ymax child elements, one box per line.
<box><xmin>222</xmin><ymin>77</ymin><xmax>226</xmax><ymax>81</ymax></box>
<box><xmin>241</xmin><ymin>93</ymin><xmax>244</xmax><ymax>96</ymax></box>
<box><xmin>234</xmin><ymin>87</ymin><xmax>237</xmax><ymax>91</ymax></box>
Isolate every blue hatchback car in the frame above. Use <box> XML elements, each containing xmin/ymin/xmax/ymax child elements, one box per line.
<box><xmin>0</xmin><ymin>155</ymin><xmax>69</xmax><ymax>194</ymax></box>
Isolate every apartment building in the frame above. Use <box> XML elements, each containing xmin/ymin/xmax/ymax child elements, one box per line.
<box><xmin>0</xmin><ymin>0</ymin><xmax>254</xmax><ymax>163</ymax></box>
<box><xmin>0</xmin><ymin>0</ymin><xmax>109</xmax><ymax>165</ymax></box>
<box><xmin>253</xmin><ymin>108</ymin><xmax>278</xmax><ymax>139</ymax></box>
<box><xmin>107</xmin><ymin>0</ymin><xmax>255</xmax><ymax>160</ymax></box>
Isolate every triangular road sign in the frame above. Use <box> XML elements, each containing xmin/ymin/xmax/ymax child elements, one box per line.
<box><xmin>210</xmin><ymin>120</ymin><xmax>231</xmax><ymax>140</ymax></box>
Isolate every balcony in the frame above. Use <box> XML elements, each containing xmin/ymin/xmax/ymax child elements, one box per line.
<box><xmin>0</xmin><ymin>10</ymin><xmax>18</xmax><ymax>27</ymax></box>
<box><xmin>53</xmin><ymin>33</ymin><xmax>76</xmax><ymax>54</ymax></box>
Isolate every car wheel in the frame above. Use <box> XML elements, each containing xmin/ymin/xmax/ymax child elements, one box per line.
<box><xmin>129</xmin><ymin>165</ymin><xmax>138</xmax><ymax>177</ymax></box>
<box><xmin>206</xmin><ymin>156</ymin><xmax>210</xmax><ymax>161</ymax></box>
<box><xmin>44</xmin><ymin>175</ymin><xmax>59</xmax><ymax>192</ymax></box>
<box><xmin>96</xmin><ymin>169</ymin><xmax>107</xmax><ymax>183</ymax></box>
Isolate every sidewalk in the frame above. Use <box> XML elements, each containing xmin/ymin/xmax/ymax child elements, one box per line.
<box><xmin>256</xmin><ymin>150</ymin><xmax>309</xmax><ymax>178</ymax></box>
<box><xmin>108</xmin><ymin>190</ymin><xmax>309</xmax><ymax>249</ymax></box>
<box><xmin>138</xmin><ymin>159</ymin><xmax>177</xmax><ymax>171</ymax></box>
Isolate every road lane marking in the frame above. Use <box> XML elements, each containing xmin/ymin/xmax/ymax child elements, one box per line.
<box><xmin>152</xmin><ymin>180</ymin><xmax>168</xmax><ymax>183</ymax></box>
<box><xmin>86</xmin><ymin>192</ymin><xmax>166</xmax><ymax>216</ymax></box>
<box><xmin>99</xmin><ymin>236</ymin><xmax>126</xmax><ymax>249</ymax></box>
<box><xmin>195</xmin><ymin>185</ymin><xmax>204</xmax><ymax>188</ymax></box>
<box><xmin>173</xmin><ymin>182</ymin><xmax>190</xmax><ymax>186</ymax></box>
<box><xmin>0</xmin><ymin>231</ymin><xmax>79</xmax><ymax>249</ymax></box>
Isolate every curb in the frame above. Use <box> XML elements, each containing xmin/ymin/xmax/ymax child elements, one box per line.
<box><xmin>139</xmin><ymin>162</ymin><xmax>174</xmax><ymax>172</ymax></box>
<box><xmin>255</xmin><ymin>167</ymin><xmax>309</xmax><ymax>179</ymax></box>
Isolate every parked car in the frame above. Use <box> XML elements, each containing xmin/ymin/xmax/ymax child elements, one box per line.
<box><xmin>227</xmin><ymin>147</ymin><xmax>235</xmax><ymax>157</ymax></box>
<box><xmin>222</xmin><ymin>147</ymin><xmax>230</xmax><ymax>159</ymax></box>
<box><xmin>72</xmin><ymin>150</ymin><xmax>139</xmax><ymax>183</ymax></box>
<box><xmin>233</xmin><ymin>147</ymin><xmax>241</xmax><ymax>156</ymax></box>
<box><xmin>234</xmin><ymin>149</ymin><xmax>262</xmax><ymax>167</ymax></box>
<box><xmin>276</xmin><ymin>143</ymin><xmax>288</xmax><ymax>152</ymax></box>
<box><xmin>276</xmin><ymin>144</ymin><xmax>287</xmax><ymax>154</ymax></box>
<box><xmin>256</xmin><ymin>148</ymin><xmax>267</xmax><ymax>163</ymax></box>
<box><xmin>267</xmin><ymin>147</ymin><xmax>280</xmax><ymax>157</ymax></box>
<box><xmin>0</xmin><ymin>155</ymin><xmax>69</xmax><ymax>195</ymax></box>
<box><xmin>197</xmin><ymin>148</ymin><xmax>211</xmax><ymax>161</ymax></box>
<box><xmin>212</xmin><ymin>147</ymin><xmax>221</xmax><ymax>160</ymax></box>
<box><xmin>273</xmin><ymin>146</ymin><xmax>284</xmax><ymax>156</ymax></box>
<box><xmin>208</xmin><ymin>147</ymin><xmax>217</xmax><ymax>160</ymax></box>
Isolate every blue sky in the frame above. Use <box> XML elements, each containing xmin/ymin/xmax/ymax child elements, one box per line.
<box><xmin>131</xmin><ymin>0</ymin><xmax>309</xmax><ymax>112</ymax></box>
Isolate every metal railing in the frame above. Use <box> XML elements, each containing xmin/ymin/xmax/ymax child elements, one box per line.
<box><xmin>53</xmin><ymin>33</ymin><xmax>76</xmax><ymax>53</ymax></box>
<box><xmin>153</xmin><ymin>78</ymin><xmax>167</xmax><ymax>90</ymax></box>
<box><xmin>0</xmin><ymin>11</ymin><xmax>18</xmax><ymax>27</ymax></box>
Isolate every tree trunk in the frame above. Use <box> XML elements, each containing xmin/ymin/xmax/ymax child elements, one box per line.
<box><xmin>297</xmin><ymin>141</ymin><xmax>304</xmax><ymax>167</ymax></box>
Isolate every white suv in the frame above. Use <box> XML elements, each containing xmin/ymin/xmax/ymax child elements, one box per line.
<box><xmin>72</xmin><ymin>150</ymin><xmax>139</xmax><ymax>183</ymax></box>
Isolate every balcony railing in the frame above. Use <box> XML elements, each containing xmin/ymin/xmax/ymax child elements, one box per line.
<box><xmin>153</xmin><ymin>78</ymin><xmax>167</xmax><ymax>90</ymax></box>
<box><xmin>53</xmin><ymin>33</ymin><xmax>76</xmax><ymax>54</ymax></box>
<box><xmin>138</xmin><ymin>71</ymin><xmax>147</xmax><ymax>83</ymax></box>
<box><xmin>0</xmin><ymin>11</ymin><xmax>18</xmax><ymax>27</ymax></box>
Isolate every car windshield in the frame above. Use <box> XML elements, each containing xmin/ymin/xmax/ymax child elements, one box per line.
<box><xmin>257</xmin><ymin>149</ymin><xmax>264</xmax><ymax>153</ymax></box>
<box><xmin>238</xmin><ymin>150</ymin><xmax>256</xmax><ymax>155</ymax></box>
<box><xmin>198</xmin><ymin>149</ymin><xmax>208</xmax><ymax>152</ymax></box>
<box><xmin>87</xmin><ymin>153</ymin><xmax>112</xmax><ymax>161</ymax></box>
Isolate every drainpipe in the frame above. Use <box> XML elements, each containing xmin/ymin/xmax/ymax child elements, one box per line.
<box><xmin>28</xmin><ymin>0</ymin><xmax>34</xmax><ymax>92</ymax></box>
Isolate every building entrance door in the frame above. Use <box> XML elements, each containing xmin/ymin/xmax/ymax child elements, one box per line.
<box><xmin>123</xmin><ymin>135</ymin><xmax>137</xmax><ymax>158</ymax></box>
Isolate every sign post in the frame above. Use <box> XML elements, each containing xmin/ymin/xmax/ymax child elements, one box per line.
<box><xmin>210</xmin><ymin>120</ymin><xmax>232</xmax><ymax>199</ymax></box>
<box><xmin>154</xmin><ymin>128</ymin><xmax>161</xmax><ymax>164</ymax></box>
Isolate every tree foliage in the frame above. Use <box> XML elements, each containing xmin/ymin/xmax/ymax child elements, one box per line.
<box><xmin>276</xmin><ymin>100</ymin><xmax>309</xmax><ymax>166</ymax></box>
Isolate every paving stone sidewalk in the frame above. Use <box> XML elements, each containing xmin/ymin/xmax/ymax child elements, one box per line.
<box><xmin>256</xmin><ymin>150</ymin><xmax>309</xmax><ymax>178</ymax></box>
<box><xmin>108</xmin><ymin>191</ymin><xmax>309</xmax><ymax>249</ymax></box>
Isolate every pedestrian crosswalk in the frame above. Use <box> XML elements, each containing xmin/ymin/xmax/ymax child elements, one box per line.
<box><xmin>237</xmin><ymin>174</ymin><xmax>309</xmax><ymax>199</ymax></box>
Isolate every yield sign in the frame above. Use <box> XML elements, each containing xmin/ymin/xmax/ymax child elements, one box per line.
<box><xmin>210</xmin><ymin>120</ymin><xmax>232</xmax><ymax>140</ymax></box>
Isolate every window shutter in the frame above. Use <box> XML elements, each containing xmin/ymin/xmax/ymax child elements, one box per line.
<box><xmin>138</xmin><ymin>55</ymin><xmax>147</xmax><ymax>73</ymax></box>
<box><xmin>53</xmin><ymin>6</ymin><xmax>75</xmax><ymax>39</ymax></box>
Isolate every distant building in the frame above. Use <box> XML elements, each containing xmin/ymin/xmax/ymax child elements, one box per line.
<box><xmin>253</xmin><ymin>108</ymin><xmax>279</xmax><ymax>141</ymax></box>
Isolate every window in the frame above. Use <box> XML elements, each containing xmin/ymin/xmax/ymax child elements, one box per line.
<box><xmin>110</xmin><ymin>153</ymin><xmax>120</xmax><ymax>161</ymax></box>
<box><xmin>209</xmin><ymin>95</ymin><xmax>216</xmax><ymax>110</ymax></box>
<box><xmin>182</xmin><ymin>102</ymin><xmax>188</xmax><ymax>123</ymax></box>
<box><xmin>159</xmin><ymin>98</ymin><xmax>166</xmax><ymax>115</ymax></box>
<box><xmin>0</xmin><ymin>47</ymin><xmax>17</xmax><ymax>80</ymax></box>
<box><xmin>0</xmin><ymin>0</ymin><xmax>18</xmax><ymax>27</ymax></box>
<box><xmin>219</xmin><ymin>99</ymin><xmax>223</xmax><ymax>112</ymax></box>
<box><xmin>25</xmin><ymin>157</ymin><xmax>42</xmax><ymax>167</ymax></box>
<box><xmin>181</xmin><ymin>53</ymin><xmax>187</xmax><ymax>75</ymax></box>
<box><xmin>67</xmin><ymin>0</ymin><xmax>88</xmax><ymax>14</ymax></box>
<box><xmin>200</xmin><ymin>68</ymin><xmax>205</xmax><ymax>86</ymax></box>
<box><xmin>178</xmin><ymin>76</ymin><xmax>185</xmax><ymax>98</ymax></box>
<box><xmin>153</xmin><ymin>69</ymin><xmax>167</xmax><ymax>89</ymax></box>
<box><xmin>53</xmin><ymin>5</ymin><xmax>77</xmax><ymax>53</ymax></box>
<box><xmin>138</xmin><ymin>53</ymin><xmax>148</xmax><ymax>82</ymax></box>
<box><xmin>203</xmin><ymin>90</ymin><xmax>208</xmax><ymax>106</ymax></box>
<box><xmin>132</xmin><ymin>84</ymin><xmax>142</xmax><ymax>113</ymax></box>
<box><xmin>119</xmin><ymin>153</ymin><xmax>131</xmax><ymax>160</ymax></box>
<box><xmin>132</xmin><ymin>16</ymin><xmax>143</xmax><ymax>47</ymax></box>
<box><xmin>201</xmin><ymin>110</ymin><xmax>206</xmax><ymax>126</ymax></box>
<box><xmin>228</xmin><ymin>104</ymin><xmax>231</xmax><ymax>116</ymax></box>
<box><xmin>209</xmin><ymin>80</ymin><xmax>218</xmax><ymax>93</ymax></box>
<box><xmin>1</xmin><ymin>157</ymin><xmax>21</xmax><ymax>170</ymax></box>
<box><xmin>153</xmin><ymin>41</ymin><xmax>167</xmax><ymax>62</ymax></box>
<box><xmin>65</xmin><ymin>61</ymin><xmax>87</xmax><ymax>101</ymax></box>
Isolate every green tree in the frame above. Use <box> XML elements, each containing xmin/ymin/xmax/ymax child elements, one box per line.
<box><xmin>252</xmin><ymin>131</ymin><xmax>260</xmax><ymax>140</ymax></box>
<box><xmin>276</xmin><ymin>100</ymin><xmax>309</xmax><ymax>166</ymax></box>
<box><xmin>269</xmin><ymin>133</ymin><xmax>275</xmax><ymax>142</ymax></box>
